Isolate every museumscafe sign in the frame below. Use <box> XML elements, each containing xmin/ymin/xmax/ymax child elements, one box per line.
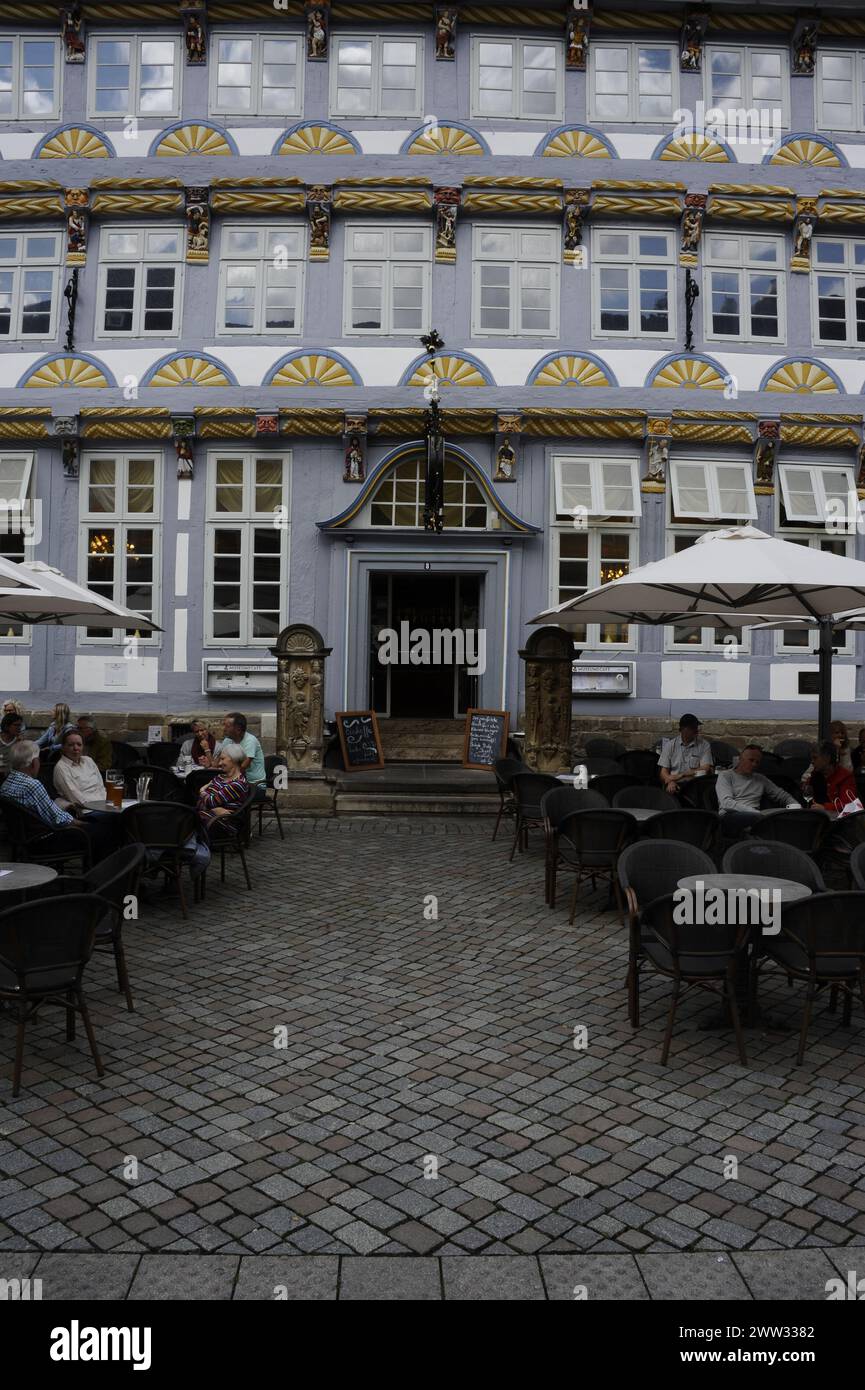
<box><xmin>463</xmin><ymin>708</ymin><xmax>509</xmax><ymax>769</ymax></box>
<box><xmin>336</xmin><ymin>710</ymin><xmax>385</xmax><ymax>770</ymax></box>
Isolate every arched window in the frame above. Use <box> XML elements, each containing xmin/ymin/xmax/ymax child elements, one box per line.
<box><xmin>368</xmin><ymin>456</ymin><xmax>487</xmax><ymax>529</ymax></box>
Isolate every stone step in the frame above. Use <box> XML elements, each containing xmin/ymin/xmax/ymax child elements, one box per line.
<box><xmin>335</xmin><ymin>792</ymin><xmax>498</xmax><ymax>816</ymax></box>
<box><xmin>330</xmin><ymin>761</ymin><xmax>499</xmax><ymax>815</ymax></box>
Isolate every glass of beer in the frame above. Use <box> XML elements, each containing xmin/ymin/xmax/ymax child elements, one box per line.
<box><xmin>105</xmin><ymin>769</ymin><xmax>124</xmax><ymax>808</ymax></box>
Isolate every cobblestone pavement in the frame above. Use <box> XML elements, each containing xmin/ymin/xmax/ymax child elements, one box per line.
<box><xmin>1</xmin><ymin>817</ymin><xmax>864</xmax><ymax>1282</ymax></box>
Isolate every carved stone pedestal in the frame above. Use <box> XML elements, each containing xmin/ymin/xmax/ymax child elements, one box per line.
<box><xmin>272</xmin><ymin>624</ymin><xmax>331</xmax><ymax>772</ymax></box>
<box><xmin>519</xmin><ymin>626</ymin><xmax>576</xmax><ymax>772</ymax></box>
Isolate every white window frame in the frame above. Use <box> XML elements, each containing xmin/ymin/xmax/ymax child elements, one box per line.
<box><xmin>217</xmin><ymin>222</ymin><xmax>305</xmax><ymax>336</ymax></box>
<box><xmin>78</xmin><ymin>452</ymin><xmax>162</xmax><ymax>645</ymax></box>
<box><xmin>205</xmin><ymin>451</ymin><xmax>290</xmax><ymax>647</ymax></box>
<box><xmin>703</xmin><ymin>44</ymin><xmax>790</xmax><ymax>128</ymax></box>
<box><xmin>552</xmin><ymin>452</ymin><xmax>641</xmax><ymax>519</ymax></box>
<box><xmin>95</xmin><ymin>224</ymin><xmax>184</xmax><ymax>340</ymax></box>
<box><xmin>209</xmin><ymin>30</ymin><xmax>303</xmax><ymax>117</ymax></box>
<box><xmin>549</xmin><ymin>524</ymin><xmax>637</xmax><ymax>651</ymax></box>
<box><xmin>329</xmin><ymin>33</ymin><xmax>423</xmax><ymax>119</ymax></box>
<box><xmin>777</xmin><ymin>461</ymin><xmax>857</xmax><ymax>526</ymax></box>
<box><xmin>342</xmin><ymin>222</ymin><xmax>431</xmax><ymax>337</ymax></box>
<box><xmin>0</xmin><ymin>452</ymin><xmax>36</xmax><ymax>645</ymax></box>
<box><xmin>366</xmin><ymin>455</ymin><xmax>489</xmax><ymax>530</ymax></box>
<box><xmin>811</xmin><ymin>235</ymin><xmax>865</xmax><ymax>349</ymax></box>
<box><xmin>0</xmin><ymin>32</ymin><xmax>61</xmax><ymax>121</ymax></box>
<box><xmin>772</xmin><ymin>532</ymin><xmax>854</xmax><ymax>655</ymax></box>
<box><xmin>0</xmin><ymin>228</ymin><xmax>62</xmax><ymax>342</ymax></box>
<box><xmin>702</xmin><ymin>231</ymin><xmax>786</xmax><ymax>345</ymax></box>
<box><xmin>588</xmin><ymin>40</ymin><xmax>679</xmax><ymax>124</ymax></box>
<box><xmin>669</xmin><ymin>456</ymin><xmax>757</xmax><ymax>522</ymax></box>
<box><xmin>663</xmin><ymin>528</ymin><xmax>752</xmax><ymax>654</ymax></box>
<box><xmin>88</xmin><ymin>33</ymin><xmax>181</xmax><ymax>119</ymax></box>
<box><xmin>591</xmin><ymin>225</ymin><xmax>676</xmax><ymax>340</ymax></box>
<box><xmin>471</xmin><ymin>224</ymin><xmax>559</xmax><ymax>338</ymax></box>
<box><xmin>470</xmin><ymin>34</ymin><xmax>564</xmax><ymax>122</ymax></box>
<box><xmin>816</xmin><ymin>48</ymin><xmax>865</xmax><ymax>133</ymax></box>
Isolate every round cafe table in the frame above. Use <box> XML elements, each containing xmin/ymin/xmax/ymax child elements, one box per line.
<box><xmin>676</xmin><ymin>873</ymin><xmax>811</xmax><ymax>905</ymax></box>
<box><xmin>80</xmin><ymin>799</ymin><xmax>137</xmax><ymax>814</ymax></box>
<box><xmin>0</xmin><ymin>861</ymin><xmax>57</xmax><ymax>893</ymax></box>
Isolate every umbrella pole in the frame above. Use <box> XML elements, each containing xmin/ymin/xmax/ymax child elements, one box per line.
<box><xmin>817</xmin><ymin>617</ymin><xmax>833</xmax><ymax>739</ymax></box>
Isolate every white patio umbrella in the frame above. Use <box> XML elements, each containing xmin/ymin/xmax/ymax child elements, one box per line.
<box><xmin>0</xmin><ymin>559</ymin><xmax>160</xmax><ymax>631</ymax></box>
<box><xmin>531</xmin><ymin>526</ymin><xmax>865</xmax><ymax>735</ymax></box>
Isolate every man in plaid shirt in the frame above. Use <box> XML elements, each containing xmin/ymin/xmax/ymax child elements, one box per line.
<box><xmin>0</xmin><ymin>740</ymin><xmax>115</xmax><ymax>861</ymax></box>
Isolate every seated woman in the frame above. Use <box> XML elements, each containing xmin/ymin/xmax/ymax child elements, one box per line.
<box><xmin>52</xmin><ymin>728</ymin><xmax>106</xmax><ymax>809</ymax></box>
<box><xmin>195</xmin><ymin>742</ymin><xmax>250</xmax><ymax>826</ymax></box>
<box><xmin>179</xmin><ymin>718</ymin><xmax>216</xmax><ymax>769</ymax></box>
<box><xmin>803</xmin><ymin>741</ymin><xmax>857</xmax><ymax>811</ymax></box>
<box><xmin>37</xmin><ymin>702</ymin><xmax>74</xmax><ymax>753</ymax></box>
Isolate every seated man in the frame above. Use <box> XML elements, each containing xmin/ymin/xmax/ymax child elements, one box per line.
<box><xmin>52</xmin><ymin>728</ymin><xmax>106</xmax><ymax>809</ymax></box>
<box><xmin>0</xmin><ymin>740</ymin><xmax>118</xmax><ymax>862</ymax></box>
<box><xmin>716</xmin><ymin>745</ymin><xmax>801</xmax><ymax>836</ymax></box>
<box><xmin>211</xmin><ymin>711</ymin><xmax>266</xmax><ymax>803</ymax></box>
<box><xmin>76</xmin><ymin>714</ymin><xmax>113</xmax><ymax>774</ymax></box>
<box><xmin>658</xmin><ymin>713</ymin><xmax>713</xmax><ymax>796</ymax></box>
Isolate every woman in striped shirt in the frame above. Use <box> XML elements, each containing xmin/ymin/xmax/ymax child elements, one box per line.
<box><xmin>195</xmin><ymin>742</ymin><xmax>250</xmax><ymax>826</ymax></box>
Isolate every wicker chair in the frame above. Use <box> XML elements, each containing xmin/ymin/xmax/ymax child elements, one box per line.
<box><xmin>556</xmin><ymin>809</ymin><xmax>636</xmax><ymax>924</ymax></box>
<box><xmin>754</xmin><ymin>892</ymin><xmax>865</xmax><ymax>1063</ymax></box>
<box><xmin>612</xmin><ymin>786</ymin><xmax>671</xmax><ymax>812</ymax></box>
<box><xmin>540</xmin><ymin>786</ymin><xmax>608</xmax><ymax>908</ymax></box>
<box><xmin>617</xmin><ymin>840</ymin><xmax>716</xmax><ymax>1027</ymax></box>
<box><xmin>508</xmin><ymin>772</ymin><xmax>561</xmax><ymax>862</ymax></box>
<box><xmin>491</xmin><ymin>756</ymin><xmax>523</xmax><ymax>843</ymax></box>
<box><xmin>645</xmin><ymin>809</ymin><xmax>720</xmax><ymax>856</ymax></box>
<box><xmin>639</xmin><ymin>892</ymin><xmax>749</xmax><ymax>1066</ymax></box>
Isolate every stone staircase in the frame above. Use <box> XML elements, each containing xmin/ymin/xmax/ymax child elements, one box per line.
<box><xmin>332</xmin><ymin>766</ymin><xmax>498</xmax><ymax>816</ymax></box>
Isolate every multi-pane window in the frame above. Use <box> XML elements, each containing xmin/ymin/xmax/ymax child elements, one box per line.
<box><xmin>705</xmin><ymin>46</ymin><xmax>788</xmax><ymax>121</ymax></box>
<box><xmin>369</xmin><ymin>458</ymin><xmax>487</xmax><ymax>528</ymax></box>
<box><xmin>331</xmin><ymin>35</ymin><xmax>422</xmax><ymax>117</ymax></box>
<box><xmin>206</xmin><ymin>454</ymin><xmax>289</xmax><ymax>645</ymax></box>
<box><xmin>670</xmin><ymin>458</ymin><xmax>757</xmax><ymax>521</ymax></box>
<box><xmin>703</xmin><ymin>233</ymin><xmax>784</xmax><ymax>343</ymax></box>
<box><xmin>776</xmin><ymin>536</ymin><xmax>853</xmax><ymax>653</ymax></box>
<box><xmin>96</xmin><ymin>226</ymin><xmax>182</xmax><ymax>338</ymax></box>
<box><xmin>589</xmin><ymin>42</ymin><xmax>677</xmax><ymax>122</ymax></box>
<box><xmin>666</xmin><ymin>534</ymin><xmax>748</xmax><ymax>652</ymax></box>
<box><xmin>0</xmin><ymin>231</ymin><xmax>61</xmax><ymax>340</ymax></box>
<box><xmin>343</xmin><ymin>224</ymin><xmax>430</xmax><ymax>335</ymax></box>
<box><xmin>552</xmin><ymin>454</ymin><xmax>641</xmax><ymax>520</ymax></box>
<box><xmin>552</xmin><ymin>528</ymin><xmax>634</xmax><ymax>647</ymax></box>
<box><xmin>218</xmin><ymin>225</ymin><xmax>304</xmax><ymax>335</ymax></box>
<box><xmin>0</xmin><ymin>35</ymin><xmax>61</xmax><ymax>118</ymax></box>
<box><xmin>472</xmin><ymin>226</ymin><xmax>558</xmax><ymax>336</ymax></box>
<box><xmin>592</xmin><ymin>228</ymin><xmax>675</xmax><ymax>338</ymax></box>
<box><xmin>80</xmin><ymin>454</ymin><xmax>160</xmax><ymax>642</ymax></box>
<box><xmin>816</xmin><ymin>50</ymin><xmax>865</xmax><ymax>131</ymax></box>
<box><xmin>812</xmin><ymin>237</ymin><xmax>865</xmax><ymax>347</ymax></box>
<box><xmin>471</xmin><ymin>36</ymin><xmax>563</xmax><ymax>119</ymax></box>
<box><xmin>0</xmin><ymin>454</ymin><xmax>34</xmax><ymax>641</ymax></box>
<box><xmin>90</xmin><ymin>35</ymin><xmax>180</xmax><ymax>117</ymax></box>
<box><xmin>777</xmin><ymin>463</ymin><xmax>856</xmax><ymax>526</ymax></box>
<box><xmin>211</xmin><ymin>33</ymin><xmax>301</xmax><ymax>114</ymax></box>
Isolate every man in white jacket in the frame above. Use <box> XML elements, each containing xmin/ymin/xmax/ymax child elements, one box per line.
<box><xmin>716</xmin><ymin>745</ymin><xmax>801</xmax><ymax>836</ymax></box>
<box><xmin>52</xmin><ymin>729</ymin><xmax>107</xmax><ymax>810</ymax></box>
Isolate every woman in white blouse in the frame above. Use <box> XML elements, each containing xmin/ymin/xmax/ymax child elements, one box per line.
<box><xmin>52</xmin><ymin>729</ymin><xmax>106</xmax><ymax>810</ymax></box>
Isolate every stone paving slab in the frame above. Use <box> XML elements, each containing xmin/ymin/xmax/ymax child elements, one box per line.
<box><xmin>3</xmin><ymin>1252</ymin><xmax>860</xmax><ymax>1299</ymax></box>
<box><xmin>0</xmin><ymin>816</ymin><xmax>863</xmax><ymax>1271</ymax></box>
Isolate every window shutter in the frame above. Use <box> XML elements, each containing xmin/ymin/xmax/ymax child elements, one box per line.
<box><xmin>671</xmin><ymin>462</ymin><xmax>711</xmax><ymax>518</ymax></box>
<box><xmin>554</xmin><ymin>457</ymin><xmax>592</xmax><ymax>516</ymax></box>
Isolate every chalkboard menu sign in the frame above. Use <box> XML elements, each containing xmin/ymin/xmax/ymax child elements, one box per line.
<box><xmin>463</xmin><ymin>708</ymin><xmax>509</xmax><ymax>770</ymax></box>
<box><xmin>336</xmin><ymin>710</ymin><xmax>384</xmax><ymax>771</ymax></box>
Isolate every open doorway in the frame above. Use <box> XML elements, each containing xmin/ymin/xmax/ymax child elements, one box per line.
<box><xmin>369</xmin><ymin>573</ymin><xmax>481</xmax><ymax>717</ymax></box>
